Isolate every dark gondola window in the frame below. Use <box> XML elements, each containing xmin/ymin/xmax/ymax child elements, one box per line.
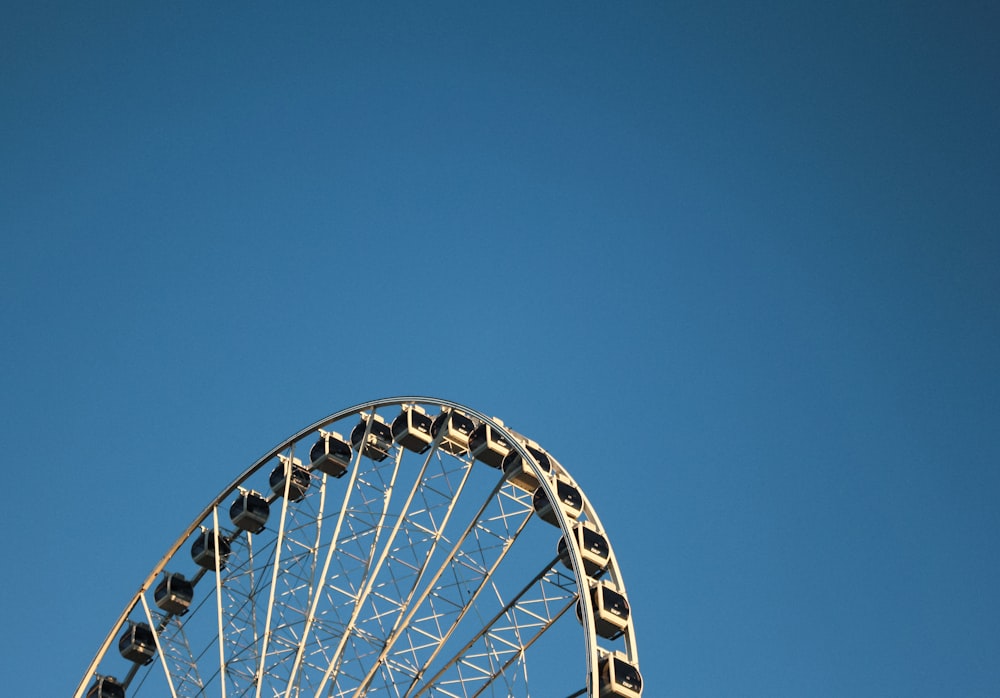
<box><xmin>350</xmin><ymin>415</ymin><xmax>393</xmax><ymax>461</ymax></box>
<box><xmin>119</xmin><ymin>622</ymin><xmax>156</xmax><ymax>664</ymax></box>
<box><xmin>154</xmin><ymin>572</ymin><xmax>193</xmax><ymax>615</ymax></box>
<box><xmin>311</xmin><ymin>432</ymin><xmax>352</xmax><ymax>477</ymax></box>
<box><xmin>86</xmin><ymin>676</ymin><xmax>125</xmax><ymax>698</ymax></box>
<box><xmin>191</xmin><ymin>529</ymin><xmax>232</xmax><ymax>571</ymax></box>
<box><xmin>230</xmin><ymin>490</ymin><xmax>269</xmax><ymax>533</ymax></box>
<box><xmin>269</xmin><ymin>462</ymin><xmax>311</xmax><ymax>501</ymax></box>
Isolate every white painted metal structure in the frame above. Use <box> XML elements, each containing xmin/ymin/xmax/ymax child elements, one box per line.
<box><xmin>76</xmin><ymin>397</ymin><xmax>641</xmax><ymax>697</ymax></box>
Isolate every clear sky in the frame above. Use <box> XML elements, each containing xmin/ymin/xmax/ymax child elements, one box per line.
<box><xmin>2</xmin><ymin>2</ymin><xmax>999</xmax><ymax>696</ymax></box>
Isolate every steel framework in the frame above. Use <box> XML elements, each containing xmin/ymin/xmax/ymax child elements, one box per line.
<box><xmin>75</xmin><ymin>397</ymin><xmax>642</xmax><ymax>698</ymax></box>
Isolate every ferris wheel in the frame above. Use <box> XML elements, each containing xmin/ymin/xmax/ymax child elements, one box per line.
<box><xmin>76</xmin><ymin>397</ymin><xmax>642</xmax><ymax>698</ymax></box>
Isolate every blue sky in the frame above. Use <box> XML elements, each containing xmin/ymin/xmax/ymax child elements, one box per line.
<box><xmin>2</xmin><ymin>2</ymin><xmax>999</xmax><ymax>695</ymax></box>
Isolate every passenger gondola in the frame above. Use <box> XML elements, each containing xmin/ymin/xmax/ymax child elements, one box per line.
<box><xmin>230</xmin><ymin>489</ymin><xmax>270</xmax><ymax>533</ymax></box>
<box><xmin>309</xmin><ymin>431</ymin><xmax>352</xmax><ymax>478</ymax></box>
<box><xmin>468</xmin><ymin>418</ymin><xmax>514</xmax><ymax>468</ymax></box>
<box><xmin>191</xmin><ymin>528</ymin><xmax>232</xmax><ymax>571</ymax></box>
<box><xmin>430</xmin><ymin>409</ymin><xmax>476</xmax><ymax>455</ymax></box>
<box><xmin>349</xmin><ymin>413</ymin><xmax>393</xmax><ymax>462</ymax></box>
<box><xmin>86</xmin><ymin>675</ymin><xmax>125</xmax><ymax>698</ymax></box>
<box><xmin>576</xmin><ymin>581</ymin><xmax>631</xmax><ymax>639</ymax></box>
<box><xmin>118</xmin><ymin>621</ymin><xmax>156</xmax><ymax>664</ymax></box>
<box><xmin>532</xmin><ymin>476</ymin><xmax>583</xmax><ymax>526</ymax></box>
<box><xmin>500</xmin><ymin>442</ymin><xmax>552</xmax><ymax>492</ymax></box>
<box><xmin>154</xmin><ymin>571</ymin><xmax>193</xmax><ymax>615</ymax></box>
<box><xmin>391</xmin><ymin>404</ymin><xmax>434</xmax><ymax>453</ymax></box>
<box><xmin>595</xmin><ymin>651</ymin><xmax>643</xmax><ymax>698</ymax></box>
<box><xmin>269</xmin><ymin>457</ymin><xmax>311</xmax><ymax>501</ymax></box>
<box><xmin>557</xmin><ymin>521</ymin><xmax>610</xmax><ymax>577</ymax></box>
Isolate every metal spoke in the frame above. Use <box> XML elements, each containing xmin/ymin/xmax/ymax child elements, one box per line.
<box><xmin>139</xmin><ymin>593</ymin><xmax>180</xmax><ymax>698</ymax></box>
<box><xmin>253</xmin><ymin>446</ymin><xmax>298</xmax><ymax>698</ymax></box>
<box><xmin>212</xmin><ymin>508</ymin><xmax>228</xmax><ymax>698</ymax></box>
